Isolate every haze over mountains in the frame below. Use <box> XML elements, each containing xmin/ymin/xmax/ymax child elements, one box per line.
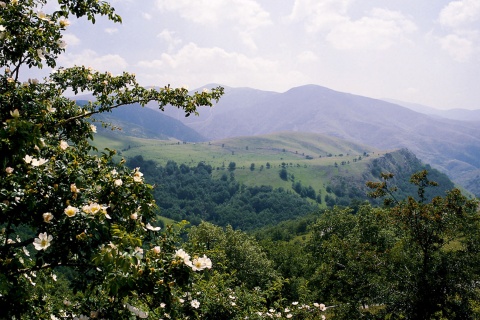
<box><xmin>78</xmin><ymin>84</ymin><xmax>480</xmax><ymax>197</ymax></box>
<box><xmin>154</xmin><ymin>84</ymin><xmax>480</xmax><ymax>197</ymax></box>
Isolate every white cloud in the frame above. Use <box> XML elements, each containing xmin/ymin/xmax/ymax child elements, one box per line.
<box><xmin>297</xmin><ymin>51</ymin><xmax>319</xmax><ymax>63</ymax></box>
<box><xmin>438</xmin><ymin>0</ymin><xmax>480</xmax><ymax>28</ymax></box>
<box><xmin>287</xmin><ymin>0</ymin><xmax>351</xmax><ymax>33</ymax></box>
<box><xmin>142</xmin><ymin>12</ymin><xmax>152</xmax><ymax>20</ymax></box>
<box><xmin>58</xmin><ymin>49</ymin><xmax>128</xmax><ymax>73</ymax></box>
<box><xmin>287</xmin><ymin>2</ymin><xmax>417</xmax><ymax>51</ymax></box>
<box><xmin>105</xmin><ymin>28</ymin><xmax>119</xmax><ymax>34</ymax></box>
<box><xmin>62</xmin><ymin>33</ymin><xmax>80</xmax><ymax>46</ymax></box>
<box><xmin>326</xmin><ymin>8</ymin><xmax>417</xmax><ymax>50</ymax></box>
<box><xmin>438</xmin><ymin>34</ymin><xmax>474</xmax><ymax>62</ymax></box>
<box><xmin>157</xmin><ymin>29</ymin><xmax>182</xmax><ymax>51</ymax></box>
<box><xmin>155</xmin><ymin>0</ymin><xmax>271</xmax><ymax>30</ymax></box>
<box><xmin>135</xmin><ymin>43</ymin><xmax>309</xmax><ymax>90</ymax></box>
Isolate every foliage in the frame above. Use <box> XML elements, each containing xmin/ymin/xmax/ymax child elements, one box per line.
<box><xmin>126</xmin><ymin>156</ymin><xmax>317</xmax><ymax>230</ymax></box>
<box><xmin>0</xmin><ymin>0</ymin><xmax>223</xmax><ymax>318</ymax></box>
<box><xmin>255</xmin><ymin>171</ymin><xmax>479</xmax><ymax>319</ymax></box>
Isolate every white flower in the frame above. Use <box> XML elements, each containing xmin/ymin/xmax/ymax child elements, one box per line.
<box><xmin>57</xmin><ymin>40</ymin><xmax>67</xmax><ymax>49</ymax></box>
<box><xmin>0</xmin><ymin>25</ymin><xmax>5</xmax><ymax>32</ymax></box>
<box><xmin>292</xmin><ymin>301</ymin><xmax>298</xmax><ymax>306</ymax></box>
<box><xmin>64</xmin><ymin>205</ymin><xmax>79</xmax><ymax>217</ymax></box>
<box><xmin>134</xmin><ymin>247</ymin><xmax>144</xmax><ymax>259</ymax></box>
<box><xmin>114</xmin><ymin>179</ymin><xmax>122</xmax><ymax>187</ymax></box>
<box><xmin>43</xmin><ymin>212</ymin><xmax>54</xmax><ymax>223</ymax></box>
<box><xmin>37</xmin><ymin>11</ymin><xmax>50</xmax><ymax>21</ymax></box>
<box><xmin>191</xmin><ymin>299</ymin><xmax>200</xmax><ymax>309</ymax></box>
<box><xmin>5</xmin><ymin>167</ymin><xmax>13</xmax><ymax>174</ymax></box>
<box><xmin>70</xmin><ymin>183</ymin><xmax>79</xmax><ymax>193</ymax></box>
<box><xmin>130</xmin><ymin>212</ymin><xmax>138</xmax><ymax>220</ymax></box>
<box><xmin>0</xmin><ymin>2</ymin><xmax>6</xmax><ymax>8</ymax></box>
<box><xmin>31</xmin><ymin>157</ymin><xmax>48</xmax><ymax>166</ymax></box>
<box><xmin>133</xmin><ymin>167</ymin><xmax>143</xmax><ymax>183</ymax></box>
<box><xmin>37</xmin><ymin>48</ymin><xmax>45</xmax><ymax>60</ymax></box>
<box><xmin>90</xmin><ymin>124</ymin><xmax>97</xmax><ymax>133</ymax></box>
<box><xmin>86</xmin><ymin>74</ymin><xmax>93</xmax><ymax>81</ymax></box>
<box><xmin>286</xmin><ymin>314</ymin><xmax>292</xmax><ymax>319</ymax></box>
<box><xmin>52</xmin><ymin>273</ymin><xmax>57</xmax><ymax>281</ymax></box>
<box><xmin>33</xmin><ymin>232</ymin><xmax>52</xmax><ymax>251</ymax></box>
<box><xmin>160</xmin><ymin>303</ymin><xmax>166</xmax><ymax>308</ymax></box>
<box><xmin>59</xmin><ymin>18</ymin><xmax>70</xmax><ymax>28</ymax></box>
<box><xmin>82</xmin><ymin>204</ymin><xmax>92</xmax><ymax>214</ymax></box>
<box><xmin>23</xmin><ymin>155</ymin><xmax>32</xmax><ymax>164</ymax></box>
<box><xmin>146</xmin><ymin>223</ymin><xmax>161</xmax><ymax>231</ymax></box>
<box><xmin>174</xmin><ymin>248</ymin><xmax>192</xmax><ymax>267</ymax></box>
<box><xmin>10</xmin><ymin>109</ymin><xmax>20</xmax><ymax>118</ymax></box>
<box><xmin>319</xmin><ymin>303</ymin><xmax>326</xmax><ymax>311</ymax></box>
<box><xmin>152</xmin><ymin>246</ymin><xmax>161</xmax><ymax>254</ymax></box>
<box><xmin>110</xmin><ymin>169</ymin><xmax>118</xmax><ymax>176</ymax></box>
<box><xmin>60</xmin><ymin>140</ymin><xmax>69</xmax><ymax>150</ymax></box>
<box><xmin>191</xmin><ymin>255</ymin><xmax>212</xmax><ymax>271</ymax></box>
<box><xmin>23</xmin><ymin>246</ymin><xmax>30</xmax><ymax>257</ymax></box>
<box><xmin>47</xmin><ymin>106</ymin><xmax>56</xmax><ymax>113</ymax></box>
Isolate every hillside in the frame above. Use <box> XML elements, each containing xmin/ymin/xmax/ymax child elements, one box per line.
<box><xmin>76</xmin><ymin>100</ymin><xmax>206</xmax><ymax>142</ymax></box>
<box><xmin>157</xmin><ymin>84</ymin><xmax>480</xmax><ymax>197</ymax></box>
<box><xmin>94</xmin><ymin>131</ymin><xmax>457</xmax><ymax>210</ymax></box>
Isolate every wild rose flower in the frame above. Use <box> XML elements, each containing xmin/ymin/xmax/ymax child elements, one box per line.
<box><xmin>31</xmin><ymin>157</ymin><xmax>48</xmax><ymax>166</ymax></box>
<box><xmin>59</xmin><ymin>18</ymin><xmax>70</xmax><ymax>28</ymax></box>
<box><xmin>10</xmin><ymin>109</ymin><xmax>20</xmax><ymax>118</ymax></box>
<box><xmin>33</xmin><ymin>232</ymin><xmax>52</xmax><ymax>251</ymax></box>
<box><xmin>133</xmin><ymin>168</ymin><xmax>143</xmax><ymax>183</ymax></box>
<box><xmin>37</xmin><ymin>11</ymin><xmax>50</xmax><ymax>21</ymax></box>
<box><xmin>60</xmin><ymin>140</ymin><xmax>68</xmax><ymax>150</ymax></box>
<box><xmin>146</xmin><ymin>223</ymin><xmax>161</xmax><ymax>231</ymax></box>
<box><xmin>43</xmin><ymin>212</ymin><xmax>54</xmax><ymax>223</ymax></box>
<box><xmin>64</xmin><ymin>205</ymin><xmax>78</xmax><ymax>217</ymax></box>
<box><xmin>191</xmin><ymin>299</ymin><xmax>200</xmax><ymax>309</ymax></box>
<box><xmin>174</xmin><ymin>248</ymin><xmax>192</xmax><ymax>267</ymax></box>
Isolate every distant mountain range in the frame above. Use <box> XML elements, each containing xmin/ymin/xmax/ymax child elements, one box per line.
<box><xmin>74</xmin><ymin>84</ymin><xmax>480</xmax><ymax>197</ymax></box>
<box><xmin>154</xmin><ymin>84</ymin><xmax>480</xmax><ymax>197</ymax></box>
<box><xmin>383</xmin><ymin>99</ymin><xmax>480</xmax><ymax>122</ymax></box>
<box><xmin>76</xmin><ymin>100</ymin><xmax>205</xmax><ymax>142</ymax></box>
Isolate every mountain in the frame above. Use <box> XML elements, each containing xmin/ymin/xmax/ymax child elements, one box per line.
<box><xmin>157</xmin><ymin>84</ymin><xmax>480</xmax><ymax>197</ymax></box>
<box><xmin>76</xmin><ymin>100</ymin><xmax>206</xmax><ymax>142</ymax></box>
<box><xmin>383</xmin><ymin>99</ymin><xmax>480</xmax><ymax>122</ymax></box>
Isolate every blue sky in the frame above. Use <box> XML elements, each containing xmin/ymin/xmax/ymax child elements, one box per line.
<box><xmin>44</xmin><ymin>0</ymin><xmax>480</xmax><ymax>110</ymax></box>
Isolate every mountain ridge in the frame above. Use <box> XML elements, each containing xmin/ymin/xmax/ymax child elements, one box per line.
<box><xmin>155</xmin><ymin>84</ymin><xmax>480</xmax><ymax>197</ymax></box>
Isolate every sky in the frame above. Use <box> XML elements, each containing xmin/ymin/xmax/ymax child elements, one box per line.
<box><xmin>41</xmin><ymin>0</ymin><xmax>480</xmax><ymax>110</ymax></box>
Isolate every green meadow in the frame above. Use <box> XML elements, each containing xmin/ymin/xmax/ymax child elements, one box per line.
<box><xmin>93</xmin><ymin>131</ymin><xmax>387</xmax><ymax>197</ymax></box>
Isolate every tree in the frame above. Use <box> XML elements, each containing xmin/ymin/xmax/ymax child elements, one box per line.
<box><xmin>0</xmin><ymin>1</ymin><xmax>223</xmax><ymax>318</ymax></box>
<box><xmin>279</xmin><ymin>167</ymin><xmax>288</xmax><ymax>181</ymax></box>
<box><xmin>228</xmin><ymin>161</ymin><xmax>236</xmax><ymax>171</ymax></box>
<box><xmin>367</xmin><ymin>171</ymin><xmax>480</xmax><ymax>319</ymax></box>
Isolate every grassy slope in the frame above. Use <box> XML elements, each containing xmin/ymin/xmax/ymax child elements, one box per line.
<box><xmin>93</xmin><ymin>131</ymin><xmax>388</xmax><ymax>202</ymax></box>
